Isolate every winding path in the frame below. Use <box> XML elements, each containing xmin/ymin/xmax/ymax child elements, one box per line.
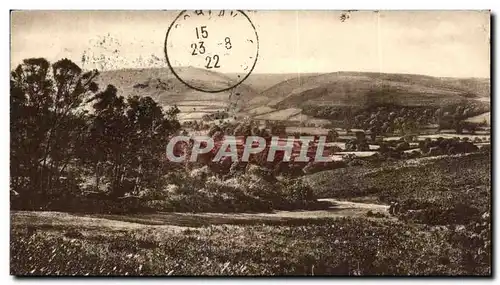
<box><xmin>11</xmin><ymin>199</ymin><xmax>391</xmax><ymax>230</ymax></box>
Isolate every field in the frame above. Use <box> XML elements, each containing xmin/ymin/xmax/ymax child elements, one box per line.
<box><xmin>465</xmin><ymin>112</ymin><xmax>491</xmax><ymax>124</ymax></box>
<box><xmin>11</xmin><ymin>153</ymin><xmax>491</xmax><ymax>276</ymax></box>
<box><xmin>245</xmin><ymin>106</ymin><xmax>276</xmax><ymax>116</ymax></box>
<box><xmin>286</xmin><ymin>126</ymin><xmax>329</xmax><ymax>135</ymax></box>
<box><xmin>13</xmin><ymin>215</ymin><xmax>471</xmax><ymax>276</ymax></box>
<box><xmin>418</xmin><ymin>134</ymin><xmax>490</xmax><ymax>141</ymax></box>
<box><xmin>254</xmin><ymin>108</ymin><xmax>302</xmax><ymax>120</ymax></box>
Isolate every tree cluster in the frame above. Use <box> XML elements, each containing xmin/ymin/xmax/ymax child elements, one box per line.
<box><xmin>11</xmin><ymin>58</ymin><xmax>181</xmax><ymax>210</ymax></box>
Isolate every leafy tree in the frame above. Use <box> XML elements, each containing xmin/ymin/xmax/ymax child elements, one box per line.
<box><xmin>84</xmin><ymin>85</ymin><xmax>129</xmax><ymax>196</ymax></box>
<box><xmin>85</xmin><ymin>88</ymin><xmax>180</xmax><ymax>198</ymax></box>
<box><xmin>11</xmin><ymin>57</ymin><xmax>182</xmax><ymax>210</ymax></box>
<box><xmin>10</xmin><ymin>58</ymin><xmax>99</xmax><ymax>206</ymax></box>
<box><xmin>327</xmin><ymin>129</ymin><xmax>339</xmax><ymax>142</ymax></box>
<box><xmin>343</xmin><ymin>108</ymin><xmax>353</xmax><ymax>132</ymax></box>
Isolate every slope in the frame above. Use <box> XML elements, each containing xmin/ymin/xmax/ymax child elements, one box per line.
<box><xmin>94</xmin><ymin>67</ymin><xmax>259</xmax><ymax>120</ymax></box>
<box><xmin>259</xmin><ymin>72</ymin><xmax>490</xmax><ymax>110</ymax></box>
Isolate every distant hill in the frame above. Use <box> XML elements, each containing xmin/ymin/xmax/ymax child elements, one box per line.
<box><xmin>94</xmin><ymin>67</ymin><xmax>259</xmax><ymax>121</ymax></box>
<box><xmin>439</xmin><ymin>77</ymin><xmax>490</xmax><ymax>98</ymax></box>
<box><xmin>92</xmin><ymin>68</ymin><xmax>490</xmax><ymax>124</ymax></box>
<box><xmin>226</xmin><ymin>73</ymin><xmax>319</xmax><ymax>92</ymax></box>
<box><xmin>257</xmin><ymin>72</ymin><xmax>490</xmax><ymax>110</ymax></box>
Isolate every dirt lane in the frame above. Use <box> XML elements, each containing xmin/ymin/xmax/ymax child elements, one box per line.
<box><xmin>11</xmin><ymin>199</ymin><xmax>390</xmax><ymax>230</ymax></box>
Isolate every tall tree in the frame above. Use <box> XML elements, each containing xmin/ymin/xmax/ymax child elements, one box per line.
<box><xmin>85</xmin><ymin>89</ymin><xmax>180</xmax><ymax>198</ymax></box>
<box><xmin>10</xmin><ymin>58</ymin><xmax>99</xmax><ymax>206</ymax></box>
<box><xmin>85</xmin><ymin>85</ymin><xmax>129</xmax><ymax>197</ymax></box>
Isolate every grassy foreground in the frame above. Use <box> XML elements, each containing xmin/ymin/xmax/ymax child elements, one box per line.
<box><xmin>11</xmin><ymin>214</ymin><xmax>489</xmax><ymax>276</ymax></box>
<box><xmin>10</xmin><ymin>153</ymin><xmax>491</xmax><ymax>276</ymax></box>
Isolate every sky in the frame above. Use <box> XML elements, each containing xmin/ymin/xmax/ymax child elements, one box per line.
<box><xmin>11</xmin><ymin>10</ymin><xmax>490</xmax><ymax>78</ymax></box>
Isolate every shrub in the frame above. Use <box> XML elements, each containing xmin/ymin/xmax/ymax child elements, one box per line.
<box><xmin>120</xmin><ymin>165</ymin><xmax>324</xmax><ymax>213</ymax></box>
<box><xmin>366</xmin><ymin>210</ymin><xmax>386</xmax><ymax>218</ymax></box>
<box><xmin>400</xmin><ymin>203</ymin><xmax>482</xmax><ymax>225</ymax></box>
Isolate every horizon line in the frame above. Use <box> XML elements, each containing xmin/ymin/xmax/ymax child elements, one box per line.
<box><xmin>10</xmin><ymin>60</ymin><xmax>490</xmax><ymax>80</ymax></box>
<box><xmin>97</xmin><ymin>66</ymin><xmax>490</xmax><ymax>80</ymax></box>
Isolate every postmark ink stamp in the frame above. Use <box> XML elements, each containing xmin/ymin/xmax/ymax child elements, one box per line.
<box><xmin>164</xmin><ymin>10</ymin><xmax>259</xmax><ymax>93</ymax></box>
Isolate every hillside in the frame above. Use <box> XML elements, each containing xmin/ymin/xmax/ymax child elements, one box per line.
<box><xmin>92</xmin><ymin>69</ymin><xmax>490</xmax><ymax>124</ymax></box>
<box><xmin>258</xmin><ymin>72</ymin><xmax>490</xmax><ymax>110</ymax></box>
<box><xmin>94</xmin><ymin>67</ymin><xmax>259</xmax><ymax>121</ymax></box>
<box><xmin>226</xmin><ymin>73</ymin><xmax>320</xmax><ymax>93</ymax></box>
<box><xmin>439</xmin><ymin>77</ymin><xmax>490</xmax><ymax>99</ymax></box>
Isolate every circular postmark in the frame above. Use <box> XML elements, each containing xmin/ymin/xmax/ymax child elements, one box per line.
<box><xmin>164</xmin><ymin>10</ymin><xmax>259</xmax><ymax>93</ymax></box>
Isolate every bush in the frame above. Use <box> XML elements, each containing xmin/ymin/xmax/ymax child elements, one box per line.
<box><xmin>400</xmin><ymin>202</ymin><xmax>482</xmax><ymax>225</ymax></box>
<box><xmin>111</xmin><ymin>165</ymin><xmax>325</xmax><ymax>213</ymax></box>
<box><xmin>366</xmin><ymin>210</ymin><xmax>386</xmax><ymax>218</ymax></box>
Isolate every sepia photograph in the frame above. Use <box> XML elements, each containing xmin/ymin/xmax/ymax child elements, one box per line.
<box><xmin>9</xmin><ymin>9</ymin><xmax>491</xmax><ymax>276</ymax></box>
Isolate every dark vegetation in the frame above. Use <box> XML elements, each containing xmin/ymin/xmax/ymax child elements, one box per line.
<box><xmin>302</xmin><ymin>103</ymin><xmax>488</xmax><ymax>135</ymax></box>
<box><xmin>10</xmin><ymin>58</ymin><xmax>321</xmax><ymax>214</ymax></box>
<box><xmin>201</xmin><ymin>110</ymin><xmax>230</xmax><ymax>122</ymax></box>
